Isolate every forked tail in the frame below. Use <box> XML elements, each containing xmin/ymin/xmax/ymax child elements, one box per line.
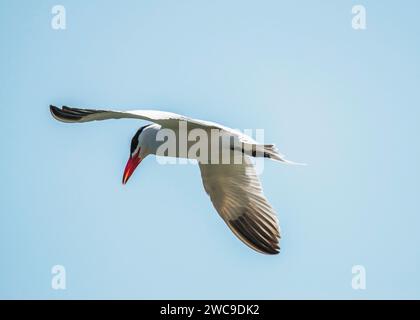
<box><xmin>261</xmin><ymin>144</ymin><xmax>306</xmax><ymax>165</ymax></box>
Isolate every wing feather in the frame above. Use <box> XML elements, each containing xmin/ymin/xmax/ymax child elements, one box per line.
<box><xmin>50</xmin><ymin>105</ymin><xmax>186</xmax><ymax>125</ymax></box>
<box><xmin>50</xmin><ymin>106</ymin><xmax>290</xmax><ymax>163</ymax></box>
<box><xmin>199</xmin><ymin>157</ymin><xmax>280</xmax><ymax>255</ymax></box>
<box><xmin>50</xmin><ymin>106</ymin><xmax>260</xmax><ymax>145</ymax></box>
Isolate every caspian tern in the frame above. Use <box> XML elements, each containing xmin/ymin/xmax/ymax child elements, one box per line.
<box><xmin>50</xmin><ymin>105</ymin><xmax>300</xmax><ymax>255</ymax></box>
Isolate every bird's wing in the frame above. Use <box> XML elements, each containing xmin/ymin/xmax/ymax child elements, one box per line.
<box><xmin>50</xmin><ymin>105</ymin><xmax>288</xmax><ymax>160</ymax></box>
<box><xmin>50</xmin><ymin>105</ymin><xmax>190</xmax><ymax>126</ymax></box>
<box><xmin>198</xmin><ymin>157</ymin><xmax>280</xmax><ymax>254</ymax></box>
<box><xmin>51</xmin><ymin>105</ymin><xmax>232</xmax><ymax>131</ymax></box>
<box><xmin>50</xmin><ymin>105</ymin><xmax>253</xmax><ymax>141</ymax></box>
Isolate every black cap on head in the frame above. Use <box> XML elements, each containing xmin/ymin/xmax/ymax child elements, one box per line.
<box><xmin>130</xmin><ymin>124</ymin><xmax>152</xmax><ymax>154</ymax></box>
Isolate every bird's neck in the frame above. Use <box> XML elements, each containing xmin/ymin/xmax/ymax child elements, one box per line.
<box><xmin>144</xmin><ymin>125</ymin><xmax>164</xmax><ymax>156</ymax></box>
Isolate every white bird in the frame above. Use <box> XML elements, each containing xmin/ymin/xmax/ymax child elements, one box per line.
<box><xmin>50</xmin><ymin>105</ymin><xmax>300</xmax><ymax>255</ymax></box>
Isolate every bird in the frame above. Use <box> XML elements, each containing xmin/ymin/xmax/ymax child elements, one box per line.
<box><xmin>50</xmin><ymin>105</ymin><xmax>301</xmax><ymax>255</ymax></box>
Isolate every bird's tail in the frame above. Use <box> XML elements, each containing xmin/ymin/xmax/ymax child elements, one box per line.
<box><xmin>262</xmin><ymin>144</ymin><xmax>306</xmax><ymax>165</ymax></box>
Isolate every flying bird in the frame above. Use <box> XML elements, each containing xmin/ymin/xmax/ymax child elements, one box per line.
<box><xmin>50</xmin><ymin>105</ymin><xmax>300</xmax><ymax>255</ymax></box>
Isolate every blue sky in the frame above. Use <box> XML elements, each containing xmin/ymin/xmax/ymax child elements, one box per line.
<box><xmin>1</xmin><ymin>0</ymin><xmax>419</xmax><ymax>299</ymax></box>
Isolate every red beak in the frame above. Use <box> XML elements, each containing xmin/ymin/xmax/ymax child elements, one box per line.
<box><xmin>122</xmin><ymin>155</ymin><xmax>141</xmax><ymax>185</ymax></box>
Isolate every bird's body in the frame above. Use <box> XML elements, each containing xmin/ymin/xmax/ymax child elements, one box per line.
<box><xmin>50</xmin><ymin>105</ymin><xmax>301</xmax><ymax>255</ymax></box>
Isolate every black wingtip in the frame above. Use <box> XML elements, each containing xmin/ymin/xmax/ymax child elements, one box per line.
<box><xmin>49</xmin><ymin>105</ymin><xmax>107</xmax><ymax>122</ymax></box>
<box><xmin>229</xmin><ymin>214</ymin><xmax>281</xmax><ymax>255</ymax></box>
<box><xmin>49</xmin><ymin>105</ymin><xmax>84</xmax><ymax>121</ymax></box>
<box><xmin>49</xmin><ymin>105</ymin><xmax>59</xmax><ymax>118</ymax></box>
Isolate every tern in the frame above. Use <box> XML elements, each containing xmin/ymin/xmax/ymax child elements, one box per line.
<box><xmin>50</xmin><ymin>105</ymin><xmax>300</xmax><ymax>255</ymax></box>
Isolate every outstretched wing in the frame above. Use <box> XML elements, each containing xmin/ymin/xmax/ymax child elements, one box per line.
<box><xmin>50</xmin><ymin>105</ymin><xmax>188</xmax><ymax>126</ymax></box>
<box><xmin>50</xmin><ymin>106</ymin><xmax>256</xmax><ymax>141</ymax></box>
<box><xmin>199</xmin><ymin>157</ymin><xmax>280</xmax><ymax>254</ymax></box>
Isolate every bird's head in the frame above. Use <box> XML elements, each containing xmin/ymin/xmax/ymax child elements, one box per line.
<box><xmin>122</xmin><ymin>124</ymin><xmax>155</xmax><ymax>184</ymax></box>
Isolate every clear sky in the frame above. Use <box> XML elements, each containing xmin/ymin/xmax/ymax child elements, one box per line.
<box><xmin>1</xmin><ymin>0</ymin><xmax>419</xmax><ymax>299</ymax></box>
